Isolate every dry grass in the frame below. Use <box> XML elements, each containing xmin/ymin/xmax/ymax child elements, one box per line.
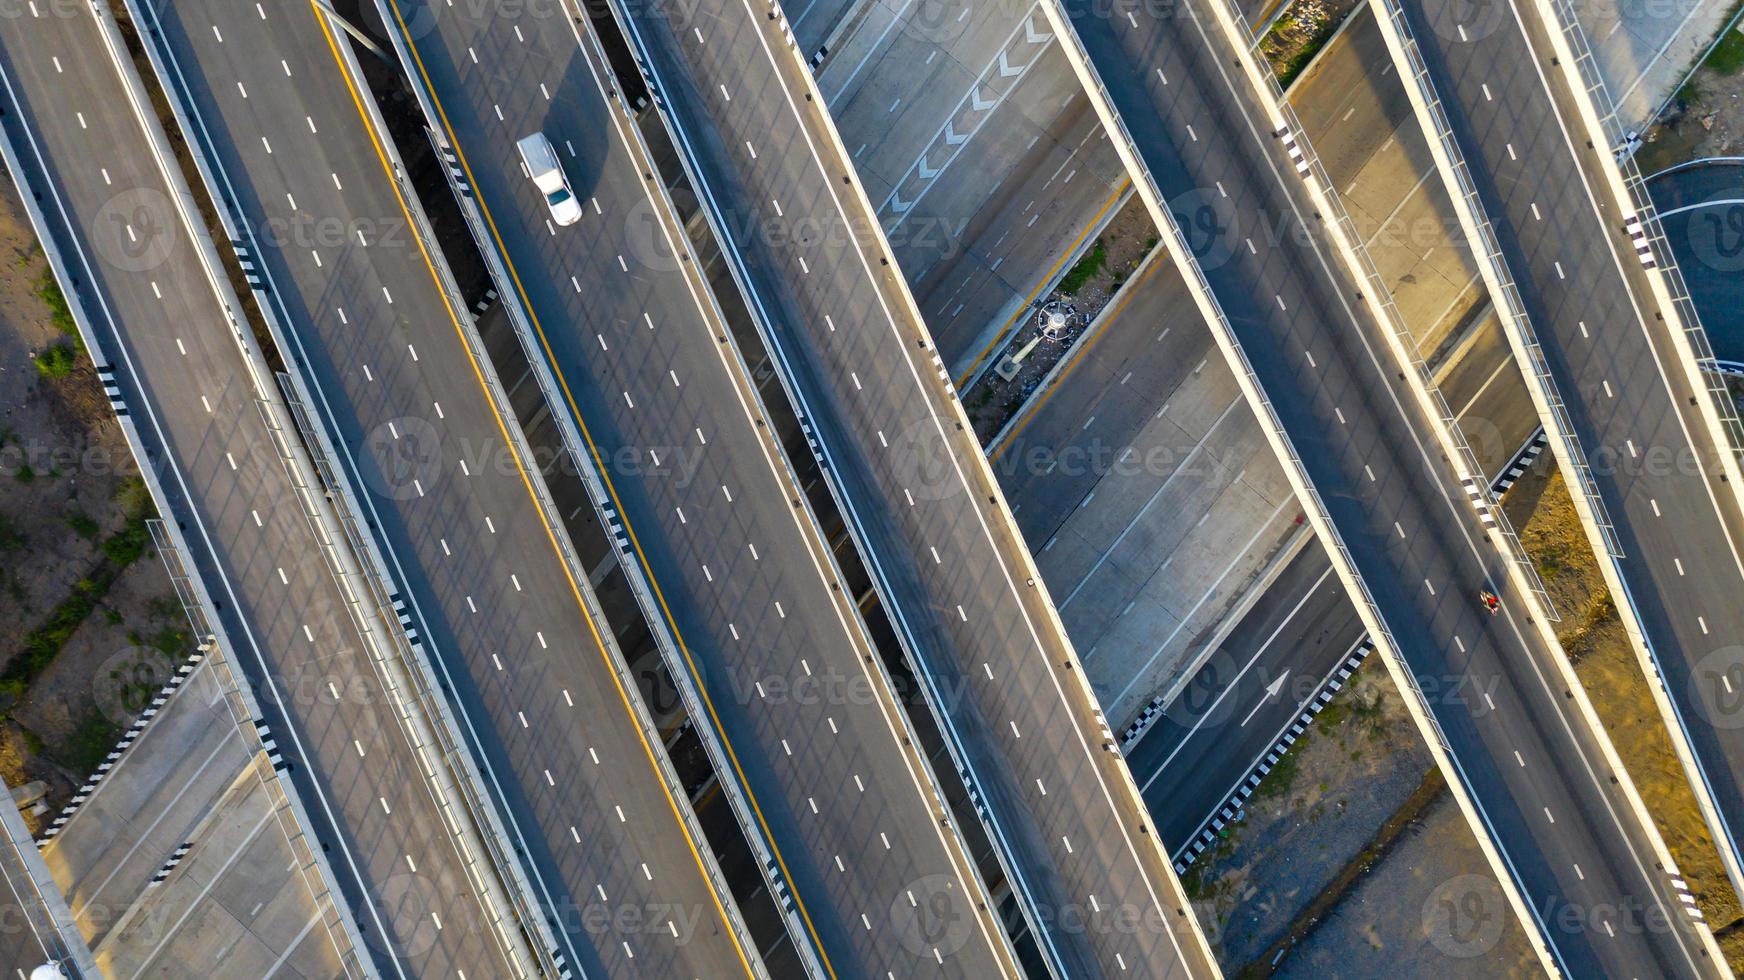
<box><xmin>1512</xmin><ymin>468</ymin><xmax>1744</xmax><ymax>967</ymax></box>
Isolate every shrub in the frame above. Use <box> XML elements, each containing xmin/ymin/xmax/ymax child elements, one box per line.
<box><xmin>1057</xmin><ymin>239</ymin><xmax>1107</xmax><ymax>295</ymax></box>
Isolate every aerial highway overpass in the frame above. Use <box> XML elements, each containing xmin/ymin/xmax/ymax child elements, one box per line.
<box><xmin>612</xmin><ymin>0</ymin><xmax>1224</xmax><ymax>974</ymax></box>
<box><xmin>372</xmin><ymin>0</ymin><xmax>1028</xmax><ymax>975</ymax></box>
<box><xmin>1371</xmin><ymin>0</ymin><xmax>1744</xmax><ymax>905</ymax></box>
<box><xmin>0</xmin><ymin>2</ymin><xmax>548</xmax><ymax>975</ymax></box>
<box><xmin>1032</xmin><ymin>0</ymin><xmax>1730</xmax><ymax>973</ymax></box>
<box><xmin>127</xmin><ymin>0</ymin><xmax>776</xmax><ymax>974</ymax></box>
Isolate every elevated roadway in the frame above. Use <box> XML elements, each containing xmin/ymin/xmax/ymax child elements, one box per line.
<box><xmin>1374</xmin><ymin>0</ymin><xmax>1744</xmax><ymax>904</ymax></box>
<box><xmin>131</xmin><ymin>0</ymin><xmax>769</xmax><ymax>974</ymax></box>
<box><xmin>0</xmin><ymin>2</ymin><xmax>539</xmax><ymax>975</ymax></box>
<box><xmin>1043</xmin><ymin>0</ymin><xmax>1729</xmax><ymax>973</ymax></box>
<box><xmin>374</xmin><ymin>0</ymin><xmax>1023</xmax><ymax>975</ymax></box>
<box><xmin>613</xmin><ymin>0</ymin><xmax>1222</xmax><ymax>974</ymax></box>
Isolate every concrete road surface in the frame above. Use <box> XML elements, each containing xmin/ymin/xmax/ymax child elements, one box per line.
<box><xmin>136</xmin><ymin>0</ymin><xmax>769</xmax><ymax>974</ymax></box>
<box><xmin>619</xmin><ymin>0</ymin><xmax>1223</xmax><ymax>974</ymax></box>
<box><xmin>1057</xmin><ymin>0</ymin><xmax>1723</xmax><ymax>973</ymax></box>
<box><xmin>0</xmin><ymin>5</ymin><xmax>529</xmax><ymax>975</ymax></box>
<box><xmin>1394</xmin><ymin>0</ymin><xmax>1744</xmax><ymax>920</ymax></box>
<box><xmin>376</xmin><ymin>0</ymin><xmax>1024</xmax><ymax>975</ymax></box>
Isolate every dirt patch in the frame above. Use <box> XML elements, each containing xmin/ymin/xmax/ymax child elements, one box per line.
<box><xmin>1260</xmin><ymin>0</ymin><xmax>1362</xmax><ymax>88</ymax></box>
<box><xmin>962</xmin><ymin>197</ymin><xmax>1157</xmax><ymax>443</ymax></box>
<box><xmin>0</xmin><ymin>177</ymin><xmax>189</xmax><ymax>831</ymax></box>
<box><xmin>1504</xmin><ymin>461</ymin><xmax>1744</xmax><ymax>970</ymax></box>
<box><xmin>1180</xmin><ymin>662</ymin><xmax>1441</xmax><ymax>970</ymax></box>
<box><xmin>1636</xmin><ymin>10</ymin><xmax>1744</xmax><ymax>173</ymax></box>
<box><xmin>1277</xmin><ymin>790</ymin><xmax>1540</xmax><ymax>978</ymax></box>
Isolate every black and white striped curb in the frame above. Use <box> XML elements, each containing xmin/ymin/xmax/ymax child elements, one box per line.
<box><xmin>1277</xmin><ymin>126</ymin><xmax>1311</xmax><ymax>178</ymax></box>
<box><xmin>1493</xmin><ymin>429</ymin><xmax>1548</xmax><ymax>497</ymax></box>
<box><xmin>765</xmin><ymin>0</ymin><xmax>796</xmax><ymax>50</ymax></box>
<box><xmin>231</xmin><ymin>239</ymin><xmax>267</xmax><ymax>291</ymax></box>
<box><xmin>960</xmin><ymin>765</ymin><xmax>987</xmax><ymax>821</ymax></box>
<box><xmin>147</xmin><ymin>841</ymin><xmax>193</xmax><ymax>888</ymax></box>
<box><xmin>1460</xmin><ymin>474</ymin><xmax>1499</xmax><ymax>529</ymax></box>
<box><xmin>96</xmin><ymin>365</ymin><xmax>128</xmax><ymax>419</ymax></box>
<box><xmin>1121</xmin><ymin>695</ymin><xmax>1167</xmax><ymax>749</ymax></box>
<box><xmin>597</xmin><ymin>502</ymin><xmax>633</xmax><ymax>556</ymax></box>
<box><xmin>1669</xmin><ymin>872</ymin><xmax>1704</xmax><ymax>921</ymax></box>
<box><xmin>766</xmin><ymin>858</ymin><xmax>794</xmax><ymax>914</ymax></box>
<box><xmin>1092</xmin><ymin>710</ymin><xmax>1116</xmax><ymax>753</ymax></box>
<box><xmin>1122</xmin><ymin>432</ymin><xmax>1547</xmax><ymax>750</ymax></box>
<box><xmin>39</xmin><ymin>652</ymin><xmax>206</xmax><ymax>843</ymax></box>
<box><xmin>471</xmin><ymin>287</ymin><xmax>498</xmax><ymax>319</ymax></box>
<box><xmin>808</xmin><ymin>44</ymin><xmax>830</xmax><ymax>70</ymax></box>
<box><xmin>435</xmin><ymin>141</ymin><xmax>472</xmax><ymax>199</ymax></box>
<box><xmin>389</xmin><ymin>592</ymin><xmax>424</xmax><ymax>649</ymax></box>
<box><xmin>798</xmin><ymin>415</ymin><xmax>828</xmax><ymax>471</ymax></box>
<box><xmin>549</xmin><ymin>948</ymin><xmax>574</xmax><ymax>980</ymax></box>
<box><xmin>1172</xmin><ymin>640</ymin><xmax>1373</xmax><ymax>873</ymax></box>
<box><xmin>252</xmin><ymin>717</ymin><xmax>286</xmax><ymax>772</ymax></box>
<box><xmin>1622</xmin><ymin>214</ymin><xmax>1657</xmax><ymax>269</ymax></box>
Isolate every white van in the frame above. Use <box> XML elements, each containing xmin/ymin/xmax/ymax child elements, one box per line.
<box><xmin>516</xmin><ymin>133</ymin><xmax>582</xmax><ymax>227</ymax></box>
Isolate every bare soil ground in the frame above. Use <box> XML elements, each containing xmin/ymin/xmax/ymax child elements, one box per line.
<box><xmin>963</xmin><ymin>197</ymin><xmax>1157</xmax><ymax>443</ymax></box>
<box><xmin>1277</xmin><ymin>790</ymin><xmax>1540</xmax><ymax>979</ymax></box>
<box><xmin>1260</xmin><ymin>0</ymin><xmax>1363</xmax><ymax>87</ymax></box>
<box><xmin>0</xmin><ymin>178</ymin><xmax>188</xmax><ymax>831</ymax></box>
<box><xmin>1504</xmin><ymin>461</ymin><xmax>1744</xmax><ymax>970</ymax></box>
<box><xmin>1636</xmin><ymin>15</ymin><xmax>1744</xmax><ymax>174</ymax></box>
<box><xmin>1180</xmin><ymin>663</ymin><xmax>1442</xmax><ymax>970</ymax></box>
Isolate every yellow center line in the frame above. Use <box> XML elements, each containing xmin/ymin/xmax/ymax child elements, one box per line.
<box><xmin>376</xmin><ymin>5</ymin><xmax>841</xmax><ymax>977</ymax></box>
<box><xmin>988</xmin><ymin>253</ymin><xmax>1162</xmax><ymax>463</ymax></box>
<box><xmin>954</xmin><ymin>178</ymin><xmax>1129</xmax><ymax>387</ymax></box>
<box><xmin>308</xmin><ymin>8</ymin><xmax>756</xmax><ymax>976</ymax></box>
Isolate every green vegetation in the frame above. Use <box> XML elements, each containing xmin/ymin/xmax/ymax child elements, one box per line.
<box><xmin>1</xmin><ymin>487</ymin><xmax>156</xmax><ymax>696</ymax></box>
<box><xmin>1706</xmin><ymin>22</ymin><xmax>1744</xmax><ymax>76</ymax></box>
<box><xmin>33</xmin><ymin>342</ymin><xmax>77</xmax><ymax>379</ymax></box>
<box><xmin>0</xmin><ymin>515</ymin><xmax>23</xmax><ymax>553</ymax></box>
<box><xmin>1262</xmin><ymin>3</ymin><xmax>1344</xmax><ymax>90</ymax></box>
<box><xmin>34</xmin><ymin>267</ymin><xmax>75</xmax><ymax>337</ymax></box>
<box><xmin>54</xmin><ymin>708</ymin><xmax>121</xmax><ymax>774</ymax></box>
<box><xmin>64</xmin><ymin>510</ymin><xmax>98</xmax><ymax>540</ymax></box>
<box><xmin>100</xmin><ymin>517</ymin><xmax>149</xmax><ymax>565</ymax></box>
<box><xmin>1057</xmin><ymin>239</ymin><xmax>1107</xmax><ymax>295</ymax></box>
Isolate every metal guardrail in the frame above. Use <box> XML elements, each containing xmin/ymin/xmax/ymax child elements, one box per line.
<box><xmin>1045</xmin><ymin>13</ymin><xmax>1431</xmax><ymax>736</ymax></box>
<box><xmin>120</xmin><ymin>1</ymin><xmax>572</xmax><ymax>970</ymax></box>
<box><xmin>272</xmin><ymin>378</ymin><xmax>560</xmax><ymax>979</ymax></box>
<box><xmin>1210</xmin><ymin>0</ymin><xmax>1557</xmax><ymax>614</ymax></box>
<box><xmin>1542</xmin><ymin>0</ymin><xmax>1744</xmax><ymax>465</ymax></box>
<box><xmin>1372</xmin><ymin>0</ymin><xmax>1622</xmax><ymax>561</ymax></box>
<box><xmin>250</xmin><ymin>392</ymin><xmax>535</xmax><ymax>975</ymax></box>
<box><xmin>356</xmin><ymin>5</ymin><xmax>779</xmax><ymax>973</ymax></box>
<box><xmin>149</xmin><ymin>520</ymin><xmax>371</xmax><ymax>979</ymax></box>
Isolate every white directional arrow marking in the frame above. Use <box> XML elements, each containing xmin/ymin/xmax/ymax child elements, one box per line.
<box><xmin>970</xmin><ymin>86</ymin><xmax>996</xmax><ymax>111</ymax></box>
<box><xmin>915</xmin><ymin>154</ymin><xmax>940</xmax><ymax>179</ymax></box>
<box><xmin>1239</xmin><ymin>670</ymin><xmax>1290</xmax><ymax>728</ymax></box>
<box><xmin>889</xmin><ymin>192</ymin><xmax>912</xmax><ymax>214</ymax></box>
<box><xmin>998</xmin><ymin>50</ymin><xmax>1022</xmax><ymax>77</ymax></box>
<box><xmin>943</xmin><ymin>121</ymin><xmax>966</xmax><ymax>145</ymax></box>
<box><xmin>1024</xmin><ymin>15</ymin><xmax>1051</xmax><ymax>44</ymax></box>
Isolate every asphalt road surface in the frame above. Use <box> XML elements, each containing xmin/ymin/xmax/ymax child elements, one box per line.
<box><xmin>136</xmin><ymin>0</ymin><xmax>771</xmax><ymax>975</ymax></box>
<box><xmin>620</xmin><ymin>0</ymin><xmax>1223</xmax><ymax>975</ymax></box>
<box><xmin>1058</xmin><ymin>0</ymin><xmax>1722</xmax><ymax>973</ymax></box>
<box><xmin>1395</xmin><ymin>0</ymin><xmax>1744</xmax><ymax>915</ymax></box>
<box><xmin>0</xmin><ymin>4</ymin><xmax>527</xmax><ymax>976</ymax></box>
<box><xmin>377</xmin><ymin>0</ymin><xmax>1024</xmax><ymax>975</ymax></box>
<box><xmin>1646</xmin><ymin>160</ymin><xmax>1744</xmax><ymax>360</ymax></box>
